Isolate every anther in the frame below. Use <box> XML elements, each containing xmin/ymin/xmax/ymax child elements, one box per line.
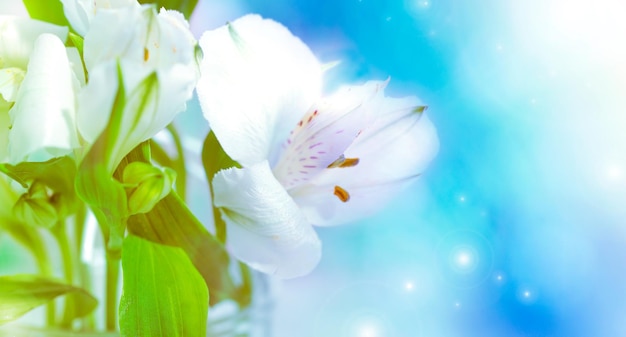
<box><xmin>333</xmin><ymin>185</ymin><xmax>350</xmax><ymax>202</ymax></box>
<box><xmin>327</xmin><ymin>155</ymin><xmax>360</xmax><ymax>168</ymax></box>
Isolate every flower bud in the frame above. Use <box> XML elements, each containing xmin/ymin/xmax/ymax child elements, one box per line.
<box><xmin>13</xmin><ymin>182</ymin><xmax>58</xmax><ymax>228</ymax></box>
<box><xmin>123</xmin><ymin>162</ymin><xmax>176</xmax><ymax>215</ymax></box>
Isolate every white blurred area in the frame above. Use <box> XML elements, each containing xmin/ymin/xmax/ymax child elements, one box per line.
<box><xmin>447</xmin><ymin>0</ymin><xmax>626</xmax><ymax>223</ymax></box>
<box><xmin>0</xmin><ymin>0</ymin><xmax>27</xmax><ymax>15</ymax></box>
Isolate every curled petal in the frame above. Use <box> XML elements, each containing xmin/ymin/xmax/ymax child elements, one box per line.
<box><xmin>8</xmin><ymin>33</ymin><xmax>79</xmax><ymax>164</ymax></box>
<box><xmin>292</xmin><ymin>96</ymin><xmax>439</xmax><ymax>226</ymax></box>
<box><xmin>212</xmin><ymin>161</ymin><xmax>322</xmax><ymax>278</ymax></box>
<box><xmin>197</xmin><ymin>14</ymin><xmax>322</xmax><ymax>166</ymax></box>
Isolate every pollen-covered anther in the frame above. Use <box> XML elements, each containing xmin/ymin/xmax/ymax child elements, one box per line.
<box><xmin>333</xmin><ymin>185</ymin><xmax>350</xmax><ymax>202</ymax></box>
<box><xmin>143</xmin><ymin>47</ymin><xmax>150</xmax><ymax>61</ymax></box>
<box><xmin>327</xmin><ymin>155</ymin><xmax>360</xmax><ymax>168</ymax></box>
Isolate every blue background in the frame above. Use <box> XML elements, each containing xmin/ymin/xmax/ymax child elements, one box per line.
<box><xmin>190</xmin><ymin>0</ymin><xmax>626</xmax><ymax>336</ymax></box>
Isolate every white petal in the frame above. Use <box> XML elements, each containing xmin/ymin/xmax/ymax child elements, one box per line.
<box><xmin>76</xmin><ymin>61</ymin><xmax>119</xmax><ymax>145</ymax></box>
<box><xmin>0</xmin><ymin>16</ymin><xmax>68</xmax><ymax>69</ymax></box>
<box><xmin>60</xmin><ymin>0</ymin><xmax>136</xmax><ymax>36</ymax></box>
<box><xmin>212</xmin><ymin>161</ymin><xmax>321</xmax><ymax>278</ymax></box>
<box><xmin>66</xmin><ymin>47</ymin><xmax>86</xmax><ymax>86</ymax></box>
<box><xmin>196</xmin><ymin>14</ymin><xmax>322</xmax><ymax>166</ymax></box>
<box><xmin>291</xmin><ymin>178</ymin><xmax>416</xmax><ymax>226</ymax></box>
<box><xmin>8</xmin><ymin>34</ymin><xmax>80</xmax><ymax>164</ymax></box>
<box><xmin>84</xmin><ymin>5</ymin><xmax>197</xmax><ymax>72</ymax></box>
<box><xmin>82</xmin><ymin>5</ymin><xmax>143</xmax><ymax>71</ymax></box>
<box><xmin>0</xmin><ymin>67</ymin><xmax>25</xmax><ymax>102</ymax></box>
<box><xmin>272</xmin><ymin>80</ymin><xmax>387</xmax><ymax>189</ymax></box>
<box><xmin>291</xmin><ymin>97</ymin><xmax>439</xmax><ymax>226</ymax></box>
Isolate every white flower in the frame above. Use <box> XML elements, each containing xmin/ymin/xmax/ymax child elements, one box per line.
<box><xmin>60</xmin><ymin>0</ymin><xmax>136</xmax><ymax>37</ymax></box>
<box><xmin>0</xmin><ymin>16</ymin><xmax>82</xmax><ymax>164</ymax></box>
<box><xmin>196</xmin><ymin>15</ymin><xmax>439</xmax><ymax>278</ymax></box>
<box><xmin>75</xmin><ymin>5</ymin><xmax>199</xmax><ymax>172</ymax></box>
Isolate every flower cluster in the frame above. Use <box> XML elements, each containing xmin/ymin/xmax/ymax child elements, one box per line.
<box><xmin>0</xmin><ymin>1</ymin><xmax>437</xmax><ymax>335</ymax></box>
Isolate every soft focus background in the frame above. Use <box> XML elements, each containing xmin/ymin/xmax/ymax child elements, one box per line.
<box><xmin>2</xmin><ymin>0</ymin><xmax>626</xmax><ymax>336</ymax></box>
<box><xmin>188</xmin><ymin>1</ymin><xmax>626</xmax><ymax>336</ymax></box>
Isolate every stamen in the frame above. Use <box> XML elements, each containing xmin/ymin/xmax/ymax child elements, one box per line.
<box><xmin>333</xmin><ymin>185</ymin><xmax>350</xmax><ymax>202</ymax></box>
<box><xmin>413</xmin><ymin>106</ymin><xmax>427</xmax><ymax>114</ymax></box>
<box><xmin>144</xmin><ymin>47</ymin><xmax>149</xmax><ymax>61</ymax></box>
<box><xmin>327</xmin><ymin>155</ymin><xmax>360</xmax><ymax>168</ymax></box>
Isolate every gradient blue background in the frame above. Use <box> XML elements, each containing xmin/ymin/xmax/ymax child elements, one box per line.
<box><xmin>1</xmin><ymin>0</ymin><xmax>625</xmax><ymax>336</ymax></box>
<box><xmin>190</xmin><ymin>0</ymin><xmax>626</xmax><ymax>336</ymax></box>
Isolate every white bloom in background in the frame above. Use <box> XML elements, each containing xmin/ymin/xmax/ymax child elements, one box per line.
<box><xmin>196</xmin><ymin>15</ymin><xmax>439</xmax><ymax>278</ymax></box>
<box><xmin>60</xmin><ymin>0</ymin><xmax>136</xmax><ymax>37</ymax></box>
<box><xmin>0</xmin><ymin>16</ymin><xmax>82</xmax><ymax>164</ymax></box>
<box><xmin>75</xmin><ymin>4</ymin><xmax>199</xmax><ymax>172</ymax></box>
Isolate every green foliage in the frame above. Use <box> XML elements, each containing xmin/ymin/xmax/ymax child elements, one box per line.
<box><xmin>0</xmin><ymin>156</ymin><xmax>79</xmax><ymax>222</ymax></box>
<box><xmin>121</xmin><ymin>141</ymin><xmax>238</xmax><ymax>310</ymax></box>
<box><xmin>0</xmin><ymin>274</ymin><xmax>97</xmax><ymax>325</ymax></box>
<box><xmin>201</xmin><ymin>131</ymin><xmax>241</xmax><ymax>183</ymax></box>
<box><xmin>120</xmin><ymin>235</ymin><xmax>208</xmax><ymax>337</ymax></box>
<box><xmin>138</xmin><ymin>0</ymin><xmax>199</xmax><ymax>19</ymax></box>
<box><xmin>22</xmin><ymin>0</ymin><xmax>69</xmax><ymax>27</ymax></box>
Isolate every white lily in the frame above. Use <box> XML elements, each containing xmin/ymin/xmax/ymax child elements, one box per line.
<box><xmin>0</xmin><ymin>16</ymin><xmax>81</xmax><ymax>164</ymax></box>
<box><xmin>75</xmin><ymin>5</ymin><xmax>199</xmax><ymax>172</ymax></box>
<box><xmin>196</xmin><ymin>15</ymin><xmax>439</xmax><ymax>278</ymax></box>
<box><xmin>59</xmin><ymin>0</ymin><xmax>136</xmax><ymax>37</ymax></box>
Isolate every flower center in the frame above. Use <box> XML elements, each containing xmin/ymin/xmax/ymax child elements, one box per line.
<box><xmin>272</xmin><ymin>106</ymin><xmax>363</xmax><ymax>190</ymax></box>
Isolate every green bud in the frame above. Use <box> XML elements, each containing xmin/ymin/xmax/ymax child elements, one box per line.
<box><xmin>13</xmin><ymin>182</ymin><xmax>58</xmax><ymax>228</ymax></box>
<box><xmin>123</xmin><ymin>162</ymin><xmax>176</xmax><ymax>215</ymax></box>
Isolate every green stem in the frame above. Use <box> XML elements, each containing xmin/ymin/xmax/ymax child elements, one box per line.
<box><xmin>105</xmin><ymin>254</ymin><xmax>120</xmax><ymax>331</ymax></box>
<box><xmin>166</xmin><ymin>123</ymin><xmax>187</xmax><ymax>200</ymax></box>
<box><xmin>17</xmin><ymin>225</ymin><xmax>56</xmax><ymax>326</ymax></box>
<box><xmin>52</xmin><ymin>222</ymin><xmax>76</xmax><ymax>328</ymax></box>
<box><xmin>31</xmin><ymin>237</ymin><xmax>56</xmax><ymax>326</ymax></box>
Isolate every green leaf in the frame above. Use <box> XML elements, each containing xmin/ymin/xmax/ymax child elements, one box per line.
<box><xmin>22</xmin><ymin>0</ymin><xmax>70</xmax><ymax>27</ymax></box>
<box><xmin>0</xmin><ymin>156</ymin><xmax>79</xmax><ymax>217</ymax></box>
<box><xmin>0</xmin><ymin>274</ymin><xmax>97</xmax><ymax>325</ymax></box>
<box><xmin>0</xmin><ymin>156</ymin><xmax>76</xmax><ymax>195</ymax></box>
<box><xmin>201</xmin><ymin>131</ymin><xmax>241</xmax><ymax>183</ymax></box>
<box><xmin>127</xmin><ymin>193</ymin><xmax>236</xmax><ymax>306</ymax></box>
<box><xmin>120</xmin><ymin>235</ymin><xmax>208</xmax><ymax>337</ymax></box>
<box><xmin>137</xmin><ymin>0</ymin><xmax>199</xmax><ymax>19</ymax></box>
